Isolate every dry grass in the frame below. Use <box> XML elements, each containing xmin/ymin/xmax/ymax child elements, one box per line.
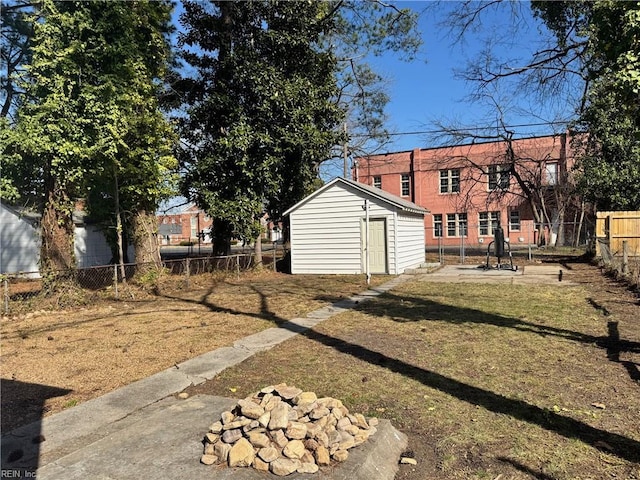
<box><xmin>186</xmin><ymin>262</ymin><xmax>640</xmax><ymax>480</ymax></box>
<box><xmin>0</xmin><ymin>270</ymin><xmax>387</xmax><ymax>431</ymax></box>
<box><xmin>2</xmin><ymin>256</ymin><xmax>639</xmax><ymax>479</ymax></box>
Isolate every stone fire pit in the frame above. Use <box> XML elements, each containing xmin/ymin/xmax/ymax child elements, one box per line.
<box><xmin>200</xmin><ymin>383</ymin><xmax>379</xmax><ymax>476</ymax></box>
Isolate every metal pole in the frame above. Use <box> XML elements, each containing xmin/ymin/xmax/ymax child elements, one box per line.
<box><xmin>273</xmin><ymin>242</ymin><xmax>277</xmax><ymax>272</ymax></box>
<box><xmin>3</xmin><ymin>277</ymin><xmax>9</xmax><ymax>315</ymax></box>
<box><xmin>343</xmin><ymin>122</ymin><xmax>348</xmax><ymax>179</ymax></box>
<box><xmin>365</xmin><ymin>199</ymin><xmax>370</xmax><ymax>284</ymax></box>
<box><xmin>528</xmin><ymin>224</ymin><xmax>532</xmax><ymax>261</ymax></box>
<box><xmin>114</xmin><ymin>264</ymin><xmax>118</xmax><ymax>300</ymax></box>
<box><xmin>186</xmin><ymin>257</ymin><xmax>190</xmax><ymax>288</ymax></box>
<box><xmin>622</xmin><ymin>240</ymin><xmax>629</xmax><ymax>275</ymax></box>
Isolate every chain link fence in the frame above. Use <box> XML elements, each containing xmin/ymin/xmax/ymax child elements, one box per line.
<box><xmin>595</xmin><ymin>238</ymin><xmax>640</xmax><ymax>289</ymax></box>
<box><xmin>2</xmin><ymin>247</ymin><xmax>285</xmax><ymax>315</ymax></box>
<box><xmin>425</xmin><ymin>221</ymin><xmax>594</xmax><ymax>264</ymax></box>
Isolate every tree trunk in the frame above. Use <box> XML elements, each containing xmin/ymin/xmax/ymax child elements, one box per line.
<box><xmin>575</xmin><ymin>201</ymin><xmax>586</xmax><ymax>248</ymax></box>
<box><xmin>211</xmin><ymin>218</ymin><xmax>233</xmax><ymax>256</ymax></box>
<box><xmin>254</xmin><ymin>234</ymin><xmax>263</xmax><ymax>269</ymax></box>
<box><xmin>40</xmin><ymin>187</ymin><xmax>75</xmax><ymax>280</ymax></box>
<box><xmin>131</xmin><ymin>210</ymin><xmax>161</xmax><ymax>269</ymax></box>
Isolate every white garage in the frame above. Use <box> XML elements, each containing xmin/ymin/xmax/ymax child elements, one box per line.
<box><xmin>284</xmin><ymin>177</ymin><xmax>428</xmax><ymax>275</ymax></box>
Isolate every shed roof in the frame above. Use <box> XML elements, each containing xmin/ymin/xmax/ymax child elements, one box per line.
<box><xmin>283</xmin><ymin>177</ymin><xmax>429</xmax><ymax>216</ymax></box>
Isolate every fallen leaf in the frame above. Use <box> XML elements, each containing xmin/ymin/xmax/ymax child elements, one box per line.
<box><xmin>591</xmin><ymin>402</ymin><xmax>606</xmax><ymax>410</ymax></box>
<box><xmin>229</xmin><ymin>387</ymin><xmax>237</xmax><ymax>393</ymax></box>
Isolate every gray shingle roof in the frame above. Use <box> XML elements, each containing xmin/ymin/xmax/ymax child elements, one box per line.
<box><xmin>284</xmin><ymin>177</ymin><xmax>429</xmax><ymax>216</ymax></box>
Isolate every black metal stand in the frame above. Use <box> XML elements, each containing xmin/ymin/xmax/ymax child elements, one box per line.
<box><xmin>481</xmin><ymin>224</ymin><xmax>517</xmax><ymax>271</ymax></box>
<box><xmin>483</xmin><ymin>240</ymin><xmax>518</xmax><ymax>271</ymax></box>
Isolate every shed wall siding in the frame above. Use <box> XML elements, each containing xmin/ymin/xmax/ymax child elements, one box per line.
<box><xmin>290</xmin><ymin>184</ymin><xmax>397</xmax><ymax>274</ymax></box>
<box><xmin>74</xmin><ymin>225</ymin><xmax>114</xmax><ymax>268</ymax></box>
<box><xmin>396</xmin><ymin>213</ymin><xmax>426</xmax><ymax>272</ymax></box>
<box><xmin>0</xmin><ymin>205</ymin><xmax>41</xmax><ymax>276</ymax></box>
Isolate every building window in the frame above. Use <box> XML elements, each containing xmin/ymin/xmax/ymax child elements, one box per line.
<box><xmin>479</xmin><ymin>211</ymin><xmax>500</xmax><ymax>236</ymax></box>
<box><xmin>190</xmin><ymin>216</ymin><xmax>197</xmax><ymax>238</ymax></box>
<box><xmin>488</xmin><ymin>164</ymin><xmax>510</xmax><ymax>190</ymax></box>
<box><xmin>440</xmin><ymin>169</ymin><xmax>460</xmax><ymax>194</ymax></box>
<box><xmin>373</xmin><ymin>176</ymin><xmax>382</xmax><ymax>189</ymax></box>
<box><xmin>433</xmin><ymin>214</ymin><xmax>443</xmax><ymax>237</ymax></box>
<box><xmin>509</xmin><ymin>210</ymin><xmax>521</xmax><ymax>231</ymax></box>
<box><xmin>401</xmin><ymin>174</ymin><xmax>410</xmax><ymax>196</ymax></box>
<box><xmin>447</xmin><ymin>213</ymin><xmax>467</xmax><ymax>237</ymax></box>
<box><xmin>545</xmin><ymin>162</ymin><xmax>558</xmax><ymax>185</ymax></box>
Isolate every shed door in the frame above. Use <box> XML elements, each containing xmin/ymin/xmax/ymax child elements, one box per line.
<box><xmin>367</xmin><ymin>218</ymin><xmax>388</xmax><ymax>274</ymax></box>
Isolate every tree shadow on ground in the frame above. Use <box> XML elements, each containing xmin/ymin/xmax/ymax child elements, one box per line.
<box><xmin>1</xmin><ymin>379</ymin><xmax>72</xmax><ymax>475</ymax></box>
<box><xmin>295</xmin><ymin>326</ymin><xmax>640</xmax><ymax>464</ymax></box>
<box><xmin>354</xmin><ymin>290</ymin><xmax>640</xmax><ymax>383</ymax></box>
<box><xmin>172</xmin><ymin>283</ymin><xmax>640</xmax><ymax>464</ymax></box>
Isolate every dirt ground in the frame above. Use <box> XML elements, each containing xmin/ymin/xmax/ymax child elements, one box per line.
<box><xmin>185</xmin><ymin>255</ymin><xmax>640</xmax><ymax>480</ymax></box>
<box><xmin>1</xmin><ymin>254</ymin><xmax>638</xmax><ymax>479</ymax></box>
<box><xmin>0</xmin><ymin>272</ymin><xmax>385</xmax><ymax>432</ymax></box>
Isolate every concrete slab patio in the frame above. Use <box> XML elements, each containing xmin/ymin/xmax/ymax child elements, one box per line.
<box><xmin>418</xmin><ymin>263</ymin><xmax>576</xmax><ymax>285</ymax></box>
<box><xmin>35</xmin><ymin>395</ymin><xmax>408</xmax><ymax>480</ymax></box>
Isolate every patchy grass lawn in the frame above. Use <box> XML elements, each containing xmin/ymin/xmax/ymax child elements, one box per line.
<box><xmin>186</xmin><ymin>260</ymin><xmax>640</xmax><ymax>480</ymax></box>
<box><xmin>2</xmin><ymin>256</ymin><xmax>638</xmax><ymax>479</ymax></box>
<box><xmin>0</xmin><ymin>271</ymin><xmax>386</xmax><ymax>431</ymax></box>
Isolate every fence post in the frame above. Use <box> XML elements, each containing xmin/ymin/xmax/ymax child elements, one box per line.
<box><xmin>236</xmin><ymin>255</ymin><xmax>240</xmax><ymax>279</ymax></box>
<box><xmin>273</xmin><ymin>242</ymin><xmax>277</xmax><ymax>272</ymax></box>
<box><xmin>622</xmin><ymin>240</ymin><xmax>629</xmax><ymax>275</ymax></box>
<box><xmin>186</xmin><ymin>258</ymin><xmax>190</xmax><ymax>288</ymax></box>
<box><xmin>113</xmin><ymin>264</ymin><xmax>118</xmax><ymax>300</ymax></box>
<box><xmin>3</xmin><ymin>277</ymin><xmax>8</xmax><ymax>315</ymax></box>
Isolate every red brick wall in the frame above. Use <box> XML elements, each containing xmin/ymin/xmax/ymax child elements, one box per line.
<box><xmin>354</xmin><ymin>134</ymin><xmax>575</xmax><ymax>248</ymax></box>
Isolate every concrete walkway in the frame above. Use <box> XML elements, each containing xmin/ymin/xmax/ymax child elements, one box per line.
<box><xmin>1</xmin><ymin>263</ymin><xmax>573</xmax><ymax>479</ymax></box>
<box><xmin>2</xmin><ymin>275</ymin><xmax>413</xmax><ymax>480</ymax></box>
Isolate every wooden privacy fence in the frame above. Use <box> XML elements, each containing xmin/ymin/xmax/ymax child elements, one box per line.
<box><xmin>595</xmin><ymin>211</ymin><xmax>640</xmax><ymax>258</ymax></box>
<box><xmin>595</xmin><ymin>211</ymin><xmax>640</xmax><ymax>285</ymax></box>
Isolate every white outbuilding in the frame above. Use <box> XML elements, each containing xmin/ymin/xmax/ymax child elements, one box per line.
<box><xmin>1</xmin><ymin>201</ymin><xmax>124</xmax><ymax>277</ymax></box>
<box><xmin>283</xmin><ymin>177</ymin><xmax>428</xmax><ymax>275</ymax></box>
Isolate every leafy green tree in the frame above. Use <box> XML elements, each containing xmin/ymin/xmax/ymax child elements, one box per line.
<box><xmin>4</xmin><ymin>0</ymin><xmax>177</xmax><ymax>276</ymax></box>
<box><xmin>178</xmin><ymin>1</ymin><xmax>345</xmax><ymax>255</ymax></box>
<box><xmin>177</xmin><ymin>1</ymin><xmax>421</xmax><ymax>255</ymax></box>
<box><xmin>562</xmin><ymin>2</ymin><xmax>640</xmax><ymax>210</ymax></box>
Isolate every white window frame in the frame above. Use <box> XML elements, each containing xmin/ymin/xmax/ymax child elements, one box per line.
<box><xmin>446</xmin><ymin>212</ymin><xmax>467</xmax><ymax>237</ymax></box>
<box><xmin>440</xmin><ymin>169</ymin><xmax>460</xmax><ymax>194</ymax></box>
<box><xmin>373</xmin><ymin>176</ymin><xmax>382</xmax><ymax>189</ymax></box>
<box><xmin>479</xmin><ymin>211</ymin><xmax>500</xmax><ymax>236</ymax></box>
<box><xmin>509</xmin><ymin>210</ymin><xmax>521</xmax><ymax>231</ymax></box>
<box><xmin>545</xmin><ymin>162</ymin><xmax>558</xmax><ymax>185</ymax></box>
<box><xmin>400</xmin><ymin>174</ymin><xmax>410</xmax><ymax>196</ymax></box>
<box><xmin>488</xmin><ymin>165</ymin><xmax>510</xmax><ymax>190</ymax></box>
<box><xmin>433</xmin><ymin>214</ymin><xmax>443</xmax><ymax>238</ymax></box>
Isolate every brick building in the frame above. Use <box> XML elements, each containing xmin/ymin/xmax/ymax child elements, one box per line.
<box><xmin>354</xmin><ymin>133</ymin><xmax>578</xmax><ymax>249</ymax></box>
<box><xmin>157</xmin><ymin>204</ymin><xmax>213</xmax><ymax>245</ymax></box>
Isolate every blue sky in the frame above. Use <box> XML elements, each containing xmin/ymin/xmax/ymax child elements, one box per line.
<box><xmin>167</xmin><ymin>1</ymin><xmax>579</xmax><ymax>202</ymax></box>
<box><xmin>365</xmin><ymin>1</ymin><xmax>576</xmax><ymax>153</ymax></box>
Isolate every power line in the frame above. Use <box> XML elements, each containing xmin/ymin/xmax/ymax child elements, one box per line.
<box><xmin>350</xmin><ymin>121</ymin><xmax>573</xmax><ymax>138</ymax></box>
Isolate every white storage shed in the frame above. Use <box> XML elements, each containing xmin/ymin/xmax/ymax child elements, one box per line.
<box><xmin>0</xmin><ymin>202</ymin><xmax>41</xmax><ymax>276</ymax></box>
<box><xmin>1</xmin><ymin>201</ymin><xmax>123</xmax><ymax>277</ymax></box>
<box><xmin>283</xmin><ymin>177</ymin><xmax>428</xmax><ymax>275</ymax></box>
